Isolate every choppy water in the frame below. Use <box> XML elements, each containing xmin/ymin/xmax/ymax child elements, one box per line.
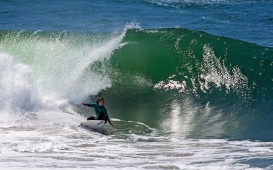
<box><xmin>0</xmin><ymin>0</ymin><xmax>273</xmax><ymax>169</ymax></box>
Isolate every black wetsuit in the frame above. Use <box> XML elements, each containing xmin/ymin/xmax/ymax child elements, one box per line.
<box><xmin>82</xmin><ymin>103</ymin><xmax>110</xmax><ymax>124</ymax></box>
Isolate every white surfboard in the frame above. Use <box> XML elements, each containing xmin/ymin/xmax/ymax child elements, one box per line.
<box><xmin>80</xmin><ymin>120</ymin><xmax>105</xmax><ymax>132</ymax></box>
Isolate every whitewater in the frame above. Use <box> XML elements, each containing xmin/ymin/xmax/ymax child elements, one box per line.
<box><xmin>1</xmin><ymin>0</ymin><xmax>273</xmax><ymax>169</ymax></box>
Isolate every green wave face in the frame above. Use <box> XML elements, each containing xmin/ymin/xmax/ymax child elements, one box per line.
<box><xmin>106</xmin><ymin>28</ymin><xmax>273</xmax><ymax>140</ymax></box>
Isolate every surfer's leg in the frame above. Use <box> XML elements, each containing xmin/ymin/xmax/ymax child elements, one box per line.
<box><xmin>87</xmin><ymin>116</ymin><xmax>96</xmax><ymax>120</ymax></box>
<box><xmin>96</xmin><ymin>115</ymin><xmax>107</xmax><ymax>124</ymax></box>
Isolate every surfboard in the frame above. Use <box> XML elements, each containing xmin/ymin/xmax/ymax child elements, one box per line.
<box><xmin>80</xmin><ymin>120</ymin><xmax>105</xmax><ymax>132</ymax></box>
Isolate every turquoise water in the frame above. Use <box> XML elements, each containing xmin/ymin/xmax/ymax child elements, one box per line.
<box><xmin>0</xmin><ymin>1</ymin><xmax>273</xmax><ymax>169</ymax></box>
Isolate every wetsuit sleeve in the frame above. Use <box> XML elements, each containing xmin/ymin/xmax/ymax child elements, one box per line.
<box><xmin>82</xmin><ymin>103</ymin><xmax>97</xmax><ymax>107</ymax></box>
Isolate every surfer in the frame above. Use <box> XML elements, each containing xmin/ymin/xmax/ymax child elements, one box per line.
<box><xmin>82</xmin><ymin>98</ymin><xmax>114</xmax><ymax>126</ymax></box>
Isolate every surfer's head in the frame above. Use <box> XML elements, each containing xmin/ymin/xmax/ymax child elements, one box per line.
<box><xmin>96</xmin><ymin>98</ymin><xmax>104</xmax><ymax>106</ymax></box>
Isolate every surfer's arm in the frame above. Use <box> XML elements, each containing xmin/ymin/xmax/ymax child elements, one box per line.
<box><xmin>82</xmin><ymin>103</ymin><xmax>96</xmax><ymax>107</ymax></box>
<box><xmin>108</xmin><ymin>117</ymin><xmax>114</xmax><ymax>127</ymax></box>
<box><xmin>104</xmin><ymin>109</ymin><xmax>114</xmax><ymax>127</ymax></box>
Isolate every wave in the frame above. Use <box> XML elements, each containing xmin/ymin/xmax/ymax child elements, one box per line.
<box><xmin>0</xmin><ymin>30</ymin><xmax>126</xmax><ymax>103</ymax></box>
<box><xmin>0</xmin><ymin>28</ymin><xmax>126</xmax><ymax>126</ymax></box>
<box><xmin>109</xmin><ymin>28</ymin><xmax>273</xmax><ymax>101</ymax></box>
<box><xmin>143</xmin><ymin>0</ymin><xmax>264</xmax><ymax>9</ymax></box>
<box><xmin>0</xmin><ymin>27</ymin><xmax>273</xmax><ymax>140</ymax></box>
<box><xmin>106</xmin><ymin>28</ymin><xmax>273</xmax><ymax>141</ymax></box>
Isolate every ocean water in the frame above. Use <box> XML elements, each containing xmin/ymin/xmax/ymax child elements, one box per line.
<box><xmin>0</xmin><ymin>0</ymin><xmax>273</xmax><ymax>169</ymax></box>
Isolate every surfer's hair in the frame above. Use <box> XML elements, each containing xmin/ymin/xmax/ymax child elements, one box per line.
<box><xmin>96</xmin><ymin>98</ymin><xmax>104</xmax><ymax>104</ymax></box>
